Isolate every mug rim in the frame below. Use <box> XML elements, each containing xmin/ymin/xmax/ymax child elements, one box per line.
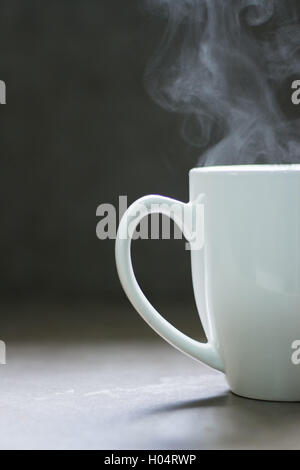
<box><xmin>190</xmin><ymin>164</ymin><xmax>300</xmax><ymax>174</ymax></box>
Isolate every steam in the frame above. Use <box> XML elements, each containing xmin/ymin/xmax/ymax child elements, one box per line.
<box><xmin>144</xmin><ymin>0</ymin><xmax>300</xmax><ymax>165</ymax></box>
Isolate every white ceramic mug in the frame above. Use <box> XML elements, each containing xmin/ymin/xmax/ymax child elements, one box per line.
<box><xmin>115</xmin><ymin>165</ymin><xmax>300</xmax><ymax>401</ymax></box>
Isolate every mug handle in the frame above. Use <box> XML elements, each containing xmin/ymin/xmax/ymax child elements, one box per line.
<box><xmin>115</xmin><ymin>195</ymin><xmax>224</xmax><ymax>372</ymax></box>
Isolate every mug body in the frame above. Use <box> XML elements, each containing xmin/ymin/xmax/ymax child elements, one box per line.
<box><xmin>190</xmin><ymin>165</ymin><xmax>300</xmax><ymax>401</ymax></box>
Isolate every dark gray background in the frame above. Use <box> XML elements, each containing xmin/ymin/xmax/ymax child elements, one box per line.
<box><xmin>0</xmin><ymin>0</ymin><xmax>200</xmax><ymax>304</ymax></box>
<box><xmin>0</xmin><ymin>1</ymin><xmax>298</xmax><ymax>307</ymax></box>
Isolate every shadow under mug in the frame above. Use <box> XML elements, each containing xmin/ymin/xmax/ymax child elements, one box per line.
<box><xmin>115</xmin><ymin>165</ymin><xmax>300</xmax><ymax>401</ymax></box>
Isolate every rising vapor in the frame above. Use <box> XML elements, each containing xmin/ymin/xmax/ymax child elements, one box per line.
<box><xmin>144</xmin><ymin>0</ymin><xmax>300</xmax><ymax>165</ymax></box>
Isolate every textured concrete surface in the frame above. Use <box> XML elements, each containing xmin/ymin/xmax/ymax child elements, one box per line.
<box><xmin>0</xmin><ymin>299</ymin><xmax>299</xmax><ymax>450</ymax></box>
<box><xmin>1</xmin><ymin>337</ymin><xmax>300</xmax><ymax>449</ymax></box>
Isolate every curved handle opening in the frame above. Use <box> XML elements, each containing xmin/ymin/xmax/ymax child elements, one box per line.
<box><xmin>115</xmin><ymin>194</ymin><xmax>224</xmax><ymax>372</ymax></box>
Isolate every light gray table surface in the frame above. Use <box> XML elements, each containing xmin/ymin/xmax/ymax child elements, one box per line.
<box><xmin>0</xmin><ymin>300</ymin><xmax>300</xmax><ymax>450</ymax></box>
